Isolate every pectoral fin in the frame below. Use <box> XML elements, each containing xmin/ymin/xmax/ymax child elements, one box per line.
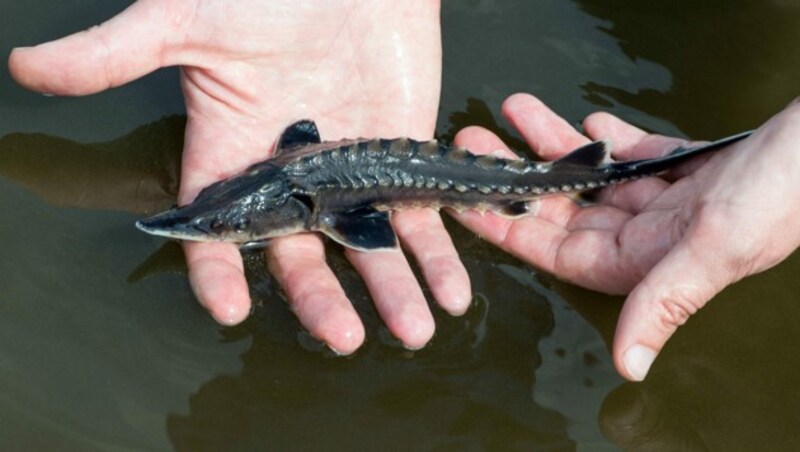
<box><xmin>319</xmin><ymin>207</ymin><xmax>398</xmax><ymax>252</ymax></box>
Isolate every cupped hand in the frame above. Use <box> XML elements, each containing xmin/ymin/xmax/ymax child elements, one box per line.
<box><xmin>9</xmin><ymin>0</ymin><xmax>471</xmax><ymax>353</ymax></box>
<box><xmin>453</xmin><ymin>93</ymin><xmax>800</xmax><ymax>380</ymax></box>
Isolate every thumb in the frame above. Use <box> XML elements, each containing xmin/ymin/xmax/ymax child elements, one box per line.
<box><xmin>613</xmin><ymin>239</ymin><xmax>729</xmax><ymax>381</ymax></box>
<box><xmin>8</xmin><ymin>0</ymin><xmax>182</xmax><ymax>95</ymax></box>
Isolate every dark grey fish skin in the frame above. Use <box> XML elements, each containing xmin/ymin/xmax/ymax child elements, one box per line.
<box><xmin>136</xmin><ymin>120</ymin><xmax>751</xmax><ymax>252</ymax></box>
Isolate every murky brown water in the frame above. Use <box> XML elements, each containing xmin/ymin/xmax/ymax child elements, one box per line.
<box><xmin>1</xmin><ymin>0</ymin><xmax>799</xmax><ymax>450</ymax></box>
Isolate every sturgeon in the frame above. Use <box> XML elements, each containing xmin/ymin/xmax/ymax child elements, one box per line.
<box><xmin>136</xmin><ymin>120</ymin><xmax>750</xmax><ymax>251</ymax></box>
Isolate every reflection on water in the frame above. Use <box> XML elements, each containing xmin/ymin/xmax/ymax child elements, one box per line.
<box><xmin>1</xmin><ymin>0</ymin><xmax>799</xmax><ymax>449</ymax></box>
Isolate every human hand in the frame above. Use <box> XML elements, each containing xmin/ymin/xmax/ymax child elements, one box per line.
<box><xmin>453</xmin><ymin>93</ymin><xmax>800</xmax><ymax>380</ymax></box>
<box><xmin>9</xmin><ymin>0</ymin><xmax>471</xmax><ymax>353</ymax></box>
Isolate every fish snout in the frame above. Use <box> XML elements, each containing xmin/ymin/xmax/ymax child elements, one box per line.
<box><xmin>135</xmin><ymin>210</ymin><xmax>201</xmax><ymax>240</ymax></box>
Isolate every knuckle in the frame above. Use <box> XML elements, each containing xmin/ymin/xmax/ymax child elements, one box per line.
<box><xmin>394</xmin><ymin>209</ymin><xmax>440</xmax><ymax>239</ymax></box>
<box><xmin>424</xmin><ymin>254</ymin><xmax>460</xmax><ymax>276</ymax></box>
<box><xmin>653</xmin><ymin>287</ymin><xmax>705</xmax><ymax>332</ymax></box>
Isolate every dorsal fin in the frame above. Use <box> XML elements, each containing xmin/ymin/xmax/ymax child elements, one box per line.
<box><xmin>275</xmin><ymin>120</ymin><xmax>321</xmax><ymax>155</ymax></box>
<box><xmin>552</xmin><ymin>140</ymin><xmax>609</xmax><ymax>167</ymax></box>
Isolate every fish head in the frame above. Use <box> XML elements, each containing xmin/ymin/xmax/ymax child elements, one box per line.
<box><xmin>136</xmin><ymin>165</ymin><xmax>313</xmax><ymax>243</ymax></box>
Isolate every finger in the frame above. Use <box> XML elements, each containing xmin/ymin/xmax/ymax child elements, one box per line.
<box><xmin>583</xmin><ymin>112</ymin><xmax>648</xmax><ymax>155</ymax></box>
<box><xmin>176</xmin><ymin>112</ymin><xmax>261</xmax><ymax>329</ymax></box>
<box><xmin>501</xmin><ymin>93</ymin><xmax>589</xmax><ymax>159</ymax></box>
<box><xmin>8</xmin><ymin>1</ymin><xmax>181</xmax><ymax>95</ymax></box>
<box><xmin>184</xmin><ymin>242</ymin><xmax>251</xmax><ymax>326</ymax></box>
<box><xmin>177</xmin><ymin>101</ymin><xmax>286</xmax><ymax>333</ymax></box>
<box><xmin>613</xmin><ymin>237</ymin><xmax>728</xmax><ymax>381</ymax></box>
<box><xmin>583</xmin><ymin>112</ymin><xmax>690</xmax><ymax>161</ymax></box>
<box><xmin>393</xmin><ymin>209</ymin><xmax>471</xmax><ymax>315</ymax></box>
<box><xmin>456</xmin><ymin>126</ymin><xmax>517</xmax><ymax>159</ymax></box>
<box><xmin>346</xmin><ymin>247</ymin><xmax>435</xmax><ymax>350</ymax></box>
<box><xmin>268</xmin><ymin>234</ymin><xmax>365</xmax><ymax>355</ymax></box>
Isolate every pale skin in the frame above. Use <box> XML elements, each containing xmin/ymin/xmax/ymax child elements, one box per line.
<box><xmin>9</xmin><ymin>0</ymin><xmax>469</xmax><ymax>353</ymax></box>
<box><xmin>453</xmin><ymin>93</ymin><xmax>800</xmax><ymax>381</ymax></box>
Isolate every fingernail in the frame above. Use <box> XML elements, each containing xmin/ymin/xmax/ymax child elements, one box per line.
<box><xmin>213</xmin><ymin>303</ymin><xmax>245</xmax><ymax>326</ymax></box>
<box><xmin>623</xmin><ymin>344</ymin><xmax>658</xmax><ymax>381</ymax></box>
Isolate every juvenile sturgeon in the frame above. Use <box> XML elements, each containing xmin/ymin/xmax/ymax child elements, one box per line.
<box><xmin>136</xmin><ymin>120</ymin><xmax>751</xmax><ymax>251</ymax></box>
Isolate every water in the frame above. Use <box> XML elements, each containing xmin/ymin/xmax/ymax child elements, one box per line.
<box><xmin>1</xmin><ymin>0</ymin><xmax>799</xmax><ymax>449</ymax></box>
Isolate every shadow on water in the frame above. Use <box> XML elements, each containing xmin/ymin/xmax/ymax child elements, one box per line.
<box><xmin>439</xmin><ymin>98</ymin><xmax>529</xmax><ymax>153</ymax></box>
<box><xmin>0</xmin><ymin>116</ymin><xmax>183</xmax><ymax>216</ymax></box>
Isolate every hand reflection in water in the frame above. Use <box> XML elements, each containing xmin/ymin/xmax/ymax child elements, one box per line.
<box><xmin>453</xmin><ymin>93</ymin><xmax>800</xmax><ymax>381</ymax></box>
<box><xmin>8</xmin><ymin>0</ymin><xmax>471</xmax><ymax>353</ymax></box>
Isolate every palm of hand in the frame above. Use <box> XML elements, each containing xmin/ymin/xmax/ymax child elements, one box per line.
<box><xmin>450</xmin><ymin>96</ymin><xmax>703</xmax><ymax>294</ymax></box>
<box><xmin>10</xmin><ymin>0</ymin><xmax>469</xmax><ymax>354</ymax></box>
<box><xmin>174</xmin><ymin>0</ymin><xmax>443</xmax><ymax>198</ymax></box>
<box><xmin>175</xmin><ymin>1</ymin><xmax>464</xmax><ymax>354</ymax></box>
<box><xmin>455</xmin><ymin>93</ymin><xmax>800</xmax><ymax>380</ymax></box>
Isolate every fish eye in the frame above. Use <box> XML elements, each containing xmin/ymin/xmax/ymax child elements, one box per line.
<box><xmin>234</xmin><ymin>218</ymin><xmax>250</xmax><ymax>232</ymax></box>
